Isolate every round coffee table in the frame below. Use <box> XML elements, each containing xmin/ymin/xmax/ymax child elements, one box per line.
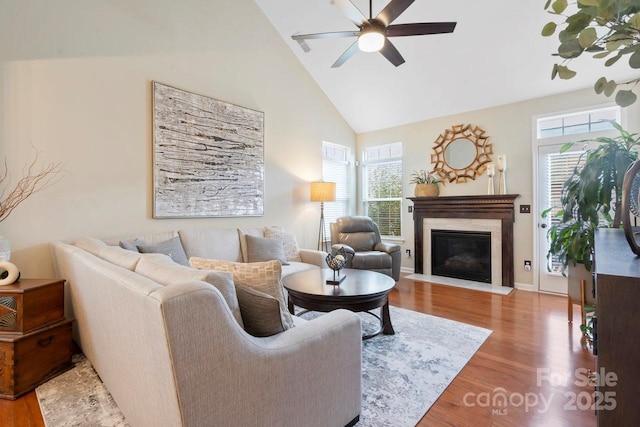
<box><xmin>282</xmin><ymin>268</ymin><xmax>395</xmax><ymax>339</ymax></box>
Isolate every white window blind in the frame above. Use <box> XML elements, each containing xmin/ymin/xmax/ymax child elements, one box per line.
<box><xmin>546</xmin><ymin>150</ymin><xmax>585</xmax><ymax>221</ymax></box>
<box><xmin>363</xmin><ymin>143</ymin><xmax>403</xmax><ymax>237</ymax></box>
<box><xmin>545</xmin><ymin>150</ymin><xmax>586</xmax><ymax>272</ymax></box>
<box><xmin>322</xmin><ymin>142</ymin><xmax>350</xmax><ymax>241</ymax></box>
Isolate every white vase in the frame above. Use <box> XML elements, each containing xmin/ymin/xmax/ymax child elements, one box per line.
<box><xmin>0</xmin><ymin>236</ymin><xmax>10</xmax><ymax>262</ymax></box>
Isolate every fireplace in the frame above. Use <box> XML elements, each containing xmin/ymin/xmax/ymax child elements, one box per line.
<box><xmin>409</xmin><ymin>195</ymin><xmax>519</xmax><ymax>286</ymax></box>
<box><xmin>431</xmin><ymin>230</ymin><xmax>492</xmax><ymax>283</ymax></box>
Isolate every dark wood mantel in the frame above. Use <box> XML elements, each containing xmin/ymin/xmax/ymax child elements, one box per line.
<box><xmin>408</xmin><ymin>194</ymin><xmax>519</xmax><ymax>286</ymax></box>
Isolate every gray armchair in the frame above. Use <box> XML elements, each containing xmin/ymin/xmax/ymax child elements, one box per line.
<box><xmin>330</xmin><ymin>216</ymin><xmax>401</xmax><ymax>281</ymax></box>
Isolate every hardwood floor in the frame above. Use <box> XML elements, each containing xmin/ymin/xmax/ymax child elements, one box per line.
<box><xmin>389</xmin><ymin>275</ymin><xmax>596</xmax><ymax>426</ymax></box>
<box><xmin>0</xmin><ymin>274</ymin><xmax>596</xmax><ymax>427</ymax></box>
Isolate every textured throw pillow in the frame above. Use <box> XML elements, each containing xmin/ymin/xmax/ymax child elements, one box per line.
<box><xmin>245</xmin><ymin>235</ymin><xmax>289</xmax><ymax>265</ymax></box>
<box><xmin>263</xmin><ymin>226</ymin><xmax>302</xmax><ymax>262</ymax></box>
<box><xmin>235</xmin><ymin>285</ymin><xmax>285</xmax><ymax>336</ymax></box>
<box><xmin>137</xmin><ymin>236</ymin><xmax>189</xmax><ymax>266</ymax></box>
<box><xmin>189</xmin><ymin>258</ymin><xmax>294</xmax><ymax>331</ymax></box>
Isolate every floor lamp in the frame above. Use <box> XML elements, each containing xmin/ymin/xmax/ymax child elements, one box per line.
<box><xmin>310</xmin><ymin>181</ymin><xmax>336</xmax><ymax>252</ymax></box>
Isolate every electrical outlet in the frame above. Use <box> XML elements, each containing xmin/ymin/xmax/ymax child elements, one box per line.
<box><xmin>408</xmin><ymin>206</ymin><xmax>413</xmax><ymax>213</ymax></box>
<box><xmin>405</xmin><ymin>249</ymin><xmax>411</xmax><ymax>258</ymax></box>
<box><xmin>520</xmin><ymin>204</ymin><xmax>531</xmax><ymax>214</ymax></box>
<box><xmin>524</xmin><ymin>260</ymin><xmax>532</xmax><ymax>271</ymax></box>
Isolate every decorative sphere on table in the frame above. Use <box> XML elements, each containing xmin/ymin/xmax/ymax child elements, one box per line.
<box><xmin>326</xmin><ymin>252</ymin><xmax>346</xmax><ymax>271</ymax></box>
<box><xmin>325</xmin><ymin>248</ymin><xmax>348</xmax><ymax>284</ymax></box>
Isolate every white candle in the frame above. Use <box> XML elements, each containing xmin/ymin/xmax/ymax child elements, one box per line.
<box><xmin>497</xmin><ymin>155</ymin><xmax>507</xmax><ymax>171</ymax></box>
<box><xmin>487</xmin><ymin>163</ymin><xmax>495</xmax><ymax>177</ymax></box>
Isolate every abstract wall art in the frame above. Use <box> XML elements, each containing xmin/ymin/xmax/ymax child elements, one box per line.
<box><xmin>152</xmin><ymin>82</ymin><xmax>264</xmax><ymax>217</ymax></box>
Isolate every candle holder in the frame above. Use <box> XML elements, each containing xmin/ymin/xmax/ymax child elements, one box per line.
<box><xmin>486</xmin><ymin>163</ymin><xmax>495</xmax><ymax>195</ymax></box>
<box><xmin>497</xmin><ymin>156</ymin><xmax>507</xmax><ymax>195</ymax></box>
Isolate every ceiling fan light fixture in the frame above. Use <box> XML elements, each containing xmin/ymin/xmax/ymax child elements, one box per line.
<box><xmin>358</xmin><ymin>28</ymin><xmax>385</xmax><ymax>52</ymax></box>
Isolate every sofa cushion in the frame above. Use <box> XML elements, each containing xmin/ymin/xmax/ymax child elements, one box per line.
<box><xmin>75</xmin><ymin>237</ymin><xmax>108</xmax><ymax>254</ymax></box>
<box><xmin>235</xmin><ymin>285</ymin><xmax>286</xmax><ymax>337</ymax></box>
<box><xmin>178</xmin><ymin>229</ymin><xmax>243</xmax><ymax>262</ymax></box>
<box><xmin>245</xmin><ymin>235</ymin><xmax>289</xmax><ymax>265</ymax></box>
<box><xmin>75</xmin><ymin>237</ymin><xmax>142</xmax><ymax>270</ymax></box>
<box><xmin>281</xmin><ymin>261</ymin><xmax>318</xmax><ymax>277</ymax></box>
<box><xmin>263</xmin><ymin>226</ymin><xmax>302</xmax><ymax>262</ymax></box>
<box><xmin>135</xmin><ymin>253</ymin><xmax>243</xmax><ymax>326</ymax></box>
<box><xmin>137</xmin><ymin>237</ymin><xmax>189</xmax><ymax>266</ymax></box>
<box><xmin>189</xmin><ymin>258</ymin><xmax>294</xmax><ymax>331</ymax></box>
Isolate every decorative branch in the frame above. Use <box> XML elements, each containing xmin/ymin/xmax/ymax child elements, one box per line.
<box><xmin>542</xmin><ymin>0</ymin><xmax>640</xmax><ymax>107</ymax></box>
<box><xmin>0</xmin><ymin>148</ymin><xmax>64</xmax><ymax>223</ymax></box>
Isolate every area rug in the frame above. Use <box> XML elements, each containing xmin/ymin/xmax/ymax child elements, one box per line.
<box><xmin>36</xmin><ymin>306</ymin><xmax>491</xmax><ymax>427</ymax></box>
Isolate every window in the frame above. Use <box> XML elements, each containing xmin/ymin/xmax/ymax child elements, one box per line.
<box><xmin>537</xmin><ymin>106</ymin><xmax>619</xmax><ymax>139</ymax></box>
<box><xmin>363</xmin><ymin>143</ymin><xmax>403</xmax><ymax>237</ymax></box>
<box><xmin>322</xmin><ymin>142</ymin><xmax>351</xmax><ymax>240</ymax></box>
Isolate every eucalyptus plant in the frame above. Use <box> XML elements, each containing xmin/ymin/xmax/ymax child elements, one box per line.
<box><xmin>541</xmin><ymin>0</ymin><xmax>640</xmax><ymax>107</ymax></box>
<box><xmin>543</xmin><ymin>122</ymin><xmax>640</xmax><ymax>273</ymax></box>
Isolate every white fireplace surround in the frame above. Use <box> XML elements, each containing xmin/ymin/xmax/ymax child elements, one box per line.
<box><xmin>423</xmin><ymin>218</ymin><xmax>503</xmax><ymax>285</ymax></box>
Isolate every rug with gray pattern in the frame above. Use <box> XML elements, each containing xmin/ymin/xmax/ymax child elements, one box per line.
<box><xmin>36</xmin><ymin>306</ymin><xmax>491</xmax><ymax>426</ymax></box>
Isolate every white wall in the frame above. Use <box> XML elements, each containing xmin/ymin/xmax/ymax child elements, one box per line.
<box><xmin>0</xmin><ymin>0</ymin><xmax>356</xmax><ymax>278</ymax></box>
<box><xmin>357</xmin><ymin>88</ymin><xmax>640</xmax><ymax>288</ymax></box>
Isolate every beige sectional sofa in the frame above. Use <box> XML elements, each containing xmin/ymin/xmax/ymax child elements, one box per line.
<box><xmin>51</xmin><ymin>227</ymin><xmax>362</xmax><ymax>427</ymax></box>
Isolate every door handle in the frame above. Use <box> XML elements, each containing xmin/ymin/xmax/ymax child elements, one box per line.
<box><xmin>540</xmin><ymin>223</ymin><xmax>548</xmax><ymax>229</ymax></box>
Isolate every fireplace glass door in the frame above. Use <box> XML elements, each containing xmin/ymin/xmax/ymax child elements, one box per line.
<box><xmin>431</xmin><ymin>230</ymin><xmax>492</xmax><ymax>283</ymax></box>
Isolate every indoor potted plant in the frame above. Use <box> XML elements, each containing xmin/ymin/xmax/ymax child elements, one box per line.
<box><xmin>543</xmin><ymin>122</ymin><xmax>640</xmax><ymax>273</ymax></box>
<box><xmin>409</xmin><ymin>170</ymin><xmax>442</xmax><ymax>197</ymax></box>
<box><xmin>543</xmin><ymin>122</ymin><xmax>640</xmax><ymax>338</ymax></box>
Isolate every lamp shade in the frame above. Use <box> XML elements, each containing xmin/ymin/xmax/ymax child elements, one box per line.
<box><xmin>310</xmin><ymin>181</ymin><xmax>336</xmax><ymax>202</ymax></box>
<box><xmin>358</xmin><ymin>28</ymin><xmax>385</xmax><ymax>52</ymax></box>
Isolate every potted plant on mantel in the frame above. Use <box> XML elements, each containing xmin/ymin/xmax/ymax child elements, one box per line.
<box><xmin>409</xmin><ymin>170</ymin><xmax>442</xmax><ymax>197</ymax></box>
<box><xmin>543</xmin><ymin>122</ymin><xmax>640</xmax><ymax>339</ymax></box>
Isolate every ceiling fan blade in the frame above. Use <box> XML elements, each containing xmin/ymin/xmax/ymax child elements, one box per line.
<box><xmin>295</xmin><ymin>39</ymin><xmax>311</xmax><ymax>53</ymax></box>
<box><xmin>379</xmin><ymin>39</ymin><xmax>405</xmax><ymax>67</ymax></box>
<box><xmin>386</xmin><ymin>22</ymin><xmax>457</xmax><ymax>37</ymax></box>
<box><xmin>331</xmin><ymin>41</ymin><xmax>359</xmax><ymax>68</ymax></box>
<box><xmin>292</xmin><ymin>31</ymin><xmax>360</xmax><ymax>41</ymax></box>
<box><xmin>332</xmin><ymin>0</ymin><xmax>367</xmax><ymax>27</ymax></box>
<box><xmin>376</xmin><ymin>0</ymin><xmax>415</xmax><ymax>26</ymax></box>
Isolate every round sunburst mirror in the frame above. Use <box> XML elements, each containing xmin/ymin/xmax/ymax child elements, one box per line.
<box><xmin>431</xmin><ymin>124</ymin><xmax>493</xmax><ymax>183</ymax></box>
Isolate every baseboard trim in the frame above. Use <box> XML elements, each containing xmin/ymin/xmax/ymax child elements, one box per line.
<box><xmin>514</xmin><ymin>282</ymin><xmax>534</xmax><ymax>292</ymax></box>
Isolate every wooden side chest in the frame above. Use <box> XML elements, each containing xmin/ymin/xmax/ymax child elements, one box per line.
<box><xmin>0</xmin><ymin>318</ymin><xmax>73</xmax><ymax>399</ymax></box>
<box><xmin>0</xmin><ymin>278</ymin><xmax>65</xmax><ymax>334</ymax></box>
<box><xmin>0</xmin><ymin>279</ymin><xmax>73</xmax><ymax>400</ymax></box>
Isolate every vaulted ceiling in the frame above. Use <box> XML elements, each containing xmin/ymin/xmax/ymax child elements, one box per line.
<box><xmin>255</xmin><ymin>0</ymin><xmax>636</xmax><ymax>133</ymax></box>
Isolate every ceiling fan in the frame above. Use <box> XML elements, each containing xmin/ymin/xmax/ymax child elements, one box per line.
<box><xmin>291</xmin><ymin>0</ymin><xmax>456</xmax><ymax>68</ymax></box>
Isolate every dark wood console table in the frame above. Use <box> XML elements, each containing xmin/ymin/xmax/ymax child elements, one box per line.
<box><xmin>593</xmin><ymin>228</ymin><xmax>640</xmax><ymax>425</ymax></box>
<box><xmin>408</xmin><ymin>194</ymin><xmax>519</xmax><ymax>286</ymax></box>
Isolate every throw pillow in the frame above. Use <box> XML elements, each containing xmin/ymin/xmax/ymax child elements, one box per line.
<box><xmin>235</xmin><ymin>285</ymin><xmax>285</xmax><ymax>337</ymax></box>
<box><xmin>119</xmin><ymin>238</ymin><xmax>146</xmax><ymax>252</ymax></box>
<box><xmin>263</xmin><ymin>226</ymin><xmax>302</xmax><ymax>262</ymax></box>
<box><xmin>137</xmin><ymin>236</ymin><xmax>189</xmax><ymax>266</ymax></box>
<box><xmin>189</xmin><ymin>258</ymin><xmax>294</xmax><ymax>331</ymax></box>
<box><xmin>245</xmin><ymin>235</ymin><xmax>289</xmax><ymax>265</ymax></box>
